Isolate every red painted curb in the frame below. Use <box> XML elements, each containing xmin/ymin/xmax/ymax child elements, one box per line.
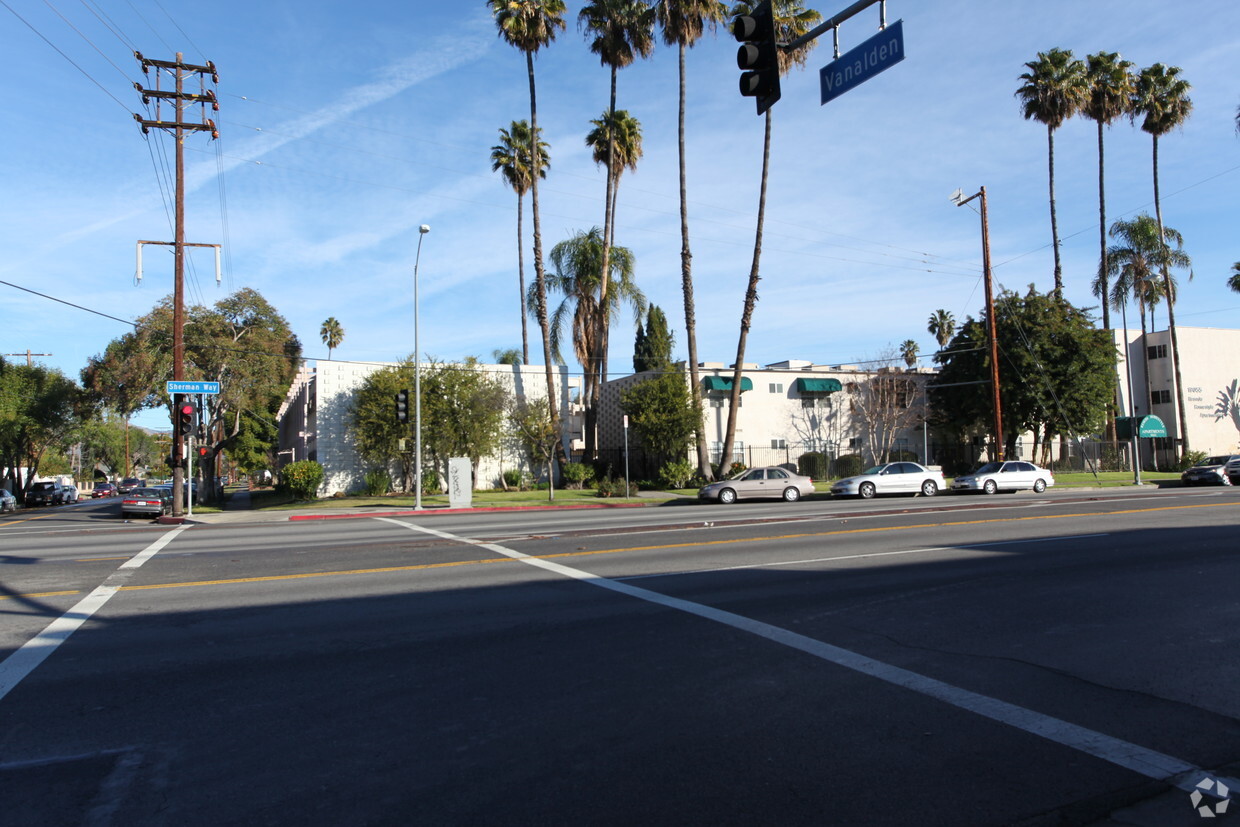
<box><xmin>286</xmin><ymin>501</ymin><xmax>655</xmax><ymax>521</ymax></box>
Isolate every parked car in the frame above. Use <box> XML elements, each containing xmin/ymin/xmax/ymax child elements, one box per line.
<box><xmin>951</xmin><ymin>461</ymin><xmax>1055</xmax><ymax>495</ymax></box>
<box><xmin>120</xmin><ymin>487</ymin><xmax>171</xmax><ymax>519</ymax></box>
<box><xmin>118</xmin><ymin>478</ymin><xmax>144</xmax><ymax>494</ymax></box>
<box><xmin>1227</xmin><ymin>457</ymin><xmax>1240</xmax><ymax>486</ymax></box>
<box><xmin>1181</xmin><ymin>455</ymin><xmax>1239</xmax><ymax>487</ymax></box>
<box><xmin>92</xmin><ymin>482</ymin><xmax>118</xmax><ymax>498</ymax></box>
<box><xmin>0</xmin><ymin>489</ymin><xmax>17</xmax><ymax>513</ymax></box>
<box><xmin>698</xmin><ymin>466</ymin><xmax>816</xmax><ymax>504</ymax></box>
<box><xmin>25</xmin><ymin>480</ymin><xmax>66</xmax><ymax>507</ymax></box>
<box><xmin>830</xmin><ymin>462</ymin><xmax>947</xmax><ymax>499</ymax></box>
<box><xmin>62</xmin><ymin>485</ymin><xmax>79</xmax><ymax>504</ymax></box>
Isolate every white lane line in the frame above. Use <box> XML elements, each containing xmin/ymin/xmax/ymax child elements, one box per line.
<box><xmin>0</xmin><ymin>525</ymin><xmax>189</xmax><ymax>704</ymax></box>
<box><xmin>616</xmin><ymin>532</ymin><xmax>1112</xmax><ymax>581</ymax></box>
<box><xmin>377</xmin><ymin>517</ymin><xmax>1234</xmax><ymax>794</ymax></box>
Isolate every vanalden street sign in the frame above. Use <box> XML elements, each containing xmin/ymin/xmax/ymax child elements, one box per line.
<box><xmin>166</xmin><ymin>380</ymin><xmax>221</xmax><ymax>395</ymax></box>
<box><xmin>820</xmin><ymin>20</ymin><xmax>905</xmax><ymax>105</ymax></box>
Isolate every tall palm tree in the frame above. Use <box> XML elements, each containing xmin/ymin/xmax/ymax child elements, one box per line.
<box><xmin>579</xmin><ymin>0</ymin><xmax>654</xmax><ymax>457</ymax></box>
<box><xmin>535</xmin><ymin>228</ymin><xmax>647</xmax><ymax>459</ymax></box>
<box><xmin>1095</xmin><ymin>214</ymin><xmax>1191</xmax><ymax>415</ymax></box>
<box><xmin>1015</xmin><ymin>48</ymin><xmax>1088</xmax><ymax>299</ymax></box>
<box><xmin>717</xmin><ymin>0</ymin><xmax>820</xmax><ymax>472</ymax></box>
<box><xmin>320</xmin><ymin>317</ymin><xmax>344</xmax><ymax>361</ymax></box>
<box><xmin>926</xmin><ymin>309</ymin><xmax>955</xmax><ymax>351</ymax></box>
<box><xmin>491</xmin><ymin>120</ymin><xmax>550</xmax><ymax>365</ymax></box>
<box><xmin>492</xmin><ymin>348</ymin><xmax>523</xmax><ymax>366</ymax></box>
<box><xmin>488</xmin><ymin>0</ymin><xmax>567</xmax><ymax>463</ymax></box>
<box><xmin>1081</xmin><ymin>52</ymin><xmax>1134</xmax><ymax>333</ymax></box>
<box><xmin>1132</xmin><ymin>63</ymin><xmax>1193</xmax><ymax>457</ymax></box>
<box><xmin>1228</xmin><ymin>262</ymin><xmax>1240</xmax><ymax>294</ymax></box>
<box><xmin>586</xmin><ymin>109</ymin><xmax>643</xmax><ymax>251</ymax></box>
<box><xmin>900</xmin><ymin>340</ymin><xmax>919</xmax><ymax>369</ymax></box>
<box><xmin>653</xmin><ymin>0</ymin><xmax>728</xmax><ymax>481</ymax></box>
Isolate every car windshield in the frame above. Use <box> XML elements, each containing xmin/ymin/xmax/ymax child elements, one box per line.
<box><xmin>971</xmin><ymin>463</ymin><xmax>1002</xmax><ymax>475</ymax></box>
<box><xmin>1199</xmin><ymin>457</ymin><xmax>1230</xmax><ymax>466</ymax></box>
<box><xmin>131</xmin><ymin>488</ymin><xmax>164</xmax><ymax>497</ymax></box>
<box><xmin>32</xmin><ymin>482</ymin><xmax>55</xmax><ymax>491</ymax></box>
<box><xmin>860</xmin><ymin>466</ymin><xmax>885</xmax><ymax>475</ymax></box>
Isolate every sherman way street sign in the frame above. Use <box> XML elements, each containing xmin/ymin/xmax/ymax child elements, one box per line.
<box><xmin>820</xmin><ymin>19</ymin><xmax>905</xmax><ymax>105</ymax></box>
<box><xmin>167</xmin><ymin>380</ymin><xmax>221</xmax><ymax>395</ymax></box>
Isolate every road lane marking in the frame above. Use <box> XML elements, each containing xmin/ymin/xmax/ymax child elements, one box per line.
<box><xmin>0</xmin><ymin>525</ymin><xmax>189</xmax><ymax>704</ymax></box>
<box><xmin>379</xmin><ymin>516</ymin><xmax>1239</xmax><ymax>795</ymax></box>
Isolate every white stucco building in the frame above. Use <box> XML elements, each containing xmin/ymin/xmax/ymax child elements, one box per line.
<box><xmin>277</xmin><ymin>360</ymin><xmax>582</xmax><ymax>496</ymax></box>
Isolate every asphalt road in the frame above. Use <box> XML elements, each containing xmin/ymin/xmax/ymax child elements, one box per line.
<box><xmin>1</xmin><ymin>487</ymin><xmax>1238</xmax><ymax>825</ymax></box>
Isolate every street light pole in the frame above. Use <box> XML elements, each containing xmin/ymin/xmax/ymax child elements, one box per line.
<box><xmin>414</xmin><ymin>224</ymin><xmax>430</xmax><ymax>510</ymax></box>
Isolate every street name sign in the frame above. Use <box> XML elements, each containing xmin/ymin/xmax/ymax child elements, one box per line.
<box><xmin>166</xmin><ymin>380</ymin><xmax>221</xmax><ymax>395</ymax></box>
<box><xmin>820</xmin><ymin>20</ymin><xmax>905</xmax><ymax>105</ymax></box>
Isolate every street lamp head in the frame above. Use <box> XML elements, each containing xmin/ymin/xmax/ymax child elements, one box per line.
<box><xmin>419</xmin><ymin>225</ymin><xmax>430</xmax><ymax>234</ymax></box>
<box><xmin>949</xmin><ymin>188</ymin><xmax>964</xmax><ymax>206</ymax></box>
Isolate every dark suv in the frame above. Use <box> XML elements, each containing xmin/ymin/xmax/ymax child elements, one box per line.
<box><xmin>26</xmin><ymin>481</ymin><xmax>65</xmax><ymax>507</ymax></box>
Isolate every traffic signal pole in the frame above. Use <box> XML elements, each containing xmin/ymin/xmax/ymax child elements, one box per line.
<box><xmin>133</xmin><ymin>52</ymin><xmax>218</xmax><ymax>518</ymax></box>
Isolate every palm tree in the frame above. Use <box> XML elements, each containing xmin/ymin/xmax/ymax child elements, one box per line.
<box><xmin>320</xmin><ymin>317</ymin><xmax>344</xmax><ymax>361</ymax></box>
<box><xmin>900</xmin><ymin>340</ymin><xmax>919</xmax><ymax>369</ymax></box>
<box><xmin>488</xmin><ymin>0</ymin><xmax>567</xmax><ymax>464</ymax></box>
<box><xmin>585</xmin><ymin>109</ymin><xmax>643</xmax><ymax>251</ymax></box>
<box><xmin>535</xmin><ymin>228</ymin><xmax>647</xmax><ymax>459</ymax></box>
<box><xmin>926</xmin><ymin>309</ymin><xmax>955</xmax><ymax>351</ymax></box>
<box><xmin>717</xmin><ymin>0</ymin><xmax>820</xmax><ymax>472</ymax></box>
<box><xmin>653</xmin><ymin>0</ymin><xmax>728</xmax><ymax>481</ymax></box>
<box><xmin>1228</xmin><ymin>262</ymin><xmax>1240</xmax><ymax>294</ymax></box>
<box><xmin>1081</xmin><ymin>52</ymin><xmax>1134</xmax><ymax>333</ymax></box>
<box><xmin>492</xmin><ymin>348</ymin><xmax>523</xmax><ymax>366</ymax></box>
<box><xmin>579</xmin><ymin>0</ymin><xmax>654</xmax><ymax>456</ymax></box>
<box><xmin>491</xmin><ymin>120</ymin><xmax>550</xmax><ymax>365</ymax></box>
<box><xmin>1132</xmin><ymin>63</ymin><xmax>1193</xmax><ymax>457</ymax></box>
<box><xmin>1095</xmin><ymin>214</ymin><xmax>1191</xmax><ymax>415</ymax></box>
<box><xmin>1015</xmin><ymin>48</ymin><xmax>1088</xmax><ymax>298</ymax></box>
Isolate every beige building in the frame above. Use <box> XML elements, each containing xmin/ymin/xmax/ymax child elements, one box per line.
<box><xmin>1115</xmin><ymin>325</ymin><xmax>1240</xmax><ymax>464</ymax></box>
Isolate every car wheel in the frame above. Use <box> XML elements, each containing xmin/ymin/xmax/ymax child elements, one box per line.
<box><xmin>859</xmin><ymin>481</ymin><xmax>876</xmax><ymax>499</ymax></box>
<box><xmin>718</xmin><ymin>488</ymin><xmax>737</xmax><ymax>505</ymax></box>
<box><xmin>1033</xmin><ymin>479</ymin><xmax>1047</xmax><ymax>493</ymax></box>
<box><xmin>983</xmin><ymin>479</ymin><xmax>998</xmax><ymax>495</ymax></box>
<box><xmin>920</xmin><ymin>480</ymin><xmax>938</xmax><ymax>497</ymax></box>
<box><xmin>782</xmin><ymin>487</ymin><xmax>801</xmax><ymax>502</ymax></box>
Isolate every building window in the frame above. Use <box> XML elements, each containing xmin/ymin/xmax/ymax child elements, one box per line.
<box><xmin>801</xmin><ymin>397</ymin><xmax>831</xmax><ymax>409</ymax></box>
<box><xmin>769</xmin><ymin>383</ymin><xmax>783</xmax><ymax>394</ymax></box>
<box><xmin>771</xmin><ymin>438</ymin><xmax>787</xmax><ymax>449</ymax></box>
<box><xmin>1152</xmin><ymin>389</ymin><xmax>1172</xmax><ymax>404</ymax></box>
<box><xmin>849</xmin><ymin>437</ymin><xmax>862</xmax><ymax>449</ymax></box>
<box><xmin>1147</xmin><ymin>343</ymin><xmax>1168</xmax><ymax>359</ymax></box>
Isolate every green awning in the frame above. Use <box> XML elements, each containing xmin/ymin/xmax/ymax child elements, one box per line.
<box><xmin>702</xmin><ymin>376</ymin><xmax>753</xmax><ymax>392</ymax></box>
<box><xmin>796</xmin><ymin>378</ymin><xmax>842</xmax><ymax>394</ymax></box>
<box><xmin>1116</xmin><ymin>415</ymin><xmax>1167</xmax><ymax>439</ymax></box>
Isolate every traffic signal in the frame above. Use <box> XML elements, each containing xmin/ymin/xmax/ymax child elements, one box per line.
<box><xmin>733</xmin><ymin>0</ymin><xmax>780</xmax><ymax>115</ymax></box>
<box><xmin>197</xmin><ymin>446</ymin><xmax>209</xmax><ymax>459</ymax></box>
<box><xmin>177</xmin><ymin>399</ymin><xmax>196</xmax><ymax>437</ymax></box>
<box><xmin>395</xmin><ymin>389</ymin><xmax>410</xmax><ymax>423</ymax></box>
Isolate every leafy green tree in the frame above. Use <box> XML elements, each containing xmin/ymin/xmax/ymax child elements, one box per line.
<box><xmin>927</xmin><ymin>309</ymin><xmax>955</xmax><ymax>351</ymax></box>
<box><xmin>320</xmin><ymin>317</ymin><xmax>344</xmax><ymax>360</ymax></box>
<box><xmin>508</xmin><ymin>397</ymin><xmax>560</xmax><ymax>501</ymax></box>
<box><xmin>634</xmin><ymin>304</ymin><xmax>674</xmax><ymax>372</ymax></box>
<box><xmin>620</xmin><ymin>366</ymin><xmax>699</xmax><ymax>466</ymax></box>
<box><xmin>488</xmin><ymin>0</ymin><xmax>567</xmax><ymax>459</ymax></box>
<box><xmin>653</xmin><ymin>0</ymin><xmax>728</xmax><ymax>483</ymax></box>
<box><xmin>280</xmin><ymin>460</ymin><xmax>324</xmax><ymax>500</ymax></box>
<box><xmin>0</xmin><ymin>363</ymin><xmax>83</xmax><ymax>497</ymax></box>
<box><xmin>420</xmin><ymin>358</ymin><xmax>510</xmax><ymax>487</ymax></box>
<box><xmin>1132</xmin><ymin>62</ymin><xmax>1193</xmax><ymax>457</ymax></box>
<box><xmin>718</xmin><ymin>1</ymin><xmax>820</xmax><ymax>472</ymax></box>
<box><xmin>930</xmin><ymin>286</ymin><xmax>1114</xmax><ymax>462</ymax></box>
<box><xmin>81</xmin><ymin>327</ymin><xmax>168</xmax><ymax>475</ymax></box>
<box><xmin>350</xmin><ymin>359</ymin><xmax>416</xmax><ymax>491</ymax></box>
<box><xmin>491</xmin><ymin>120</ymin><xmax>550</xmax><ymax>365</ymax></box>
<box><xmin>1015</xmin><ymin>47</ymin><xmax>1088</xmax><ymax>297</ymax></box>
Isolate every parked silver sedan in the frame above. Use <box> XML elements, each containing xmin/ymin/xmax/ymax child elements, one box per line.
<box><xmin>951</xmin><ymin>461</ymin><xmax>1054</xmax><ymax>495</ymax></box>
<box><xmin>831</xmin><ymin>462</ymin><xmax>946</xmax><ymax>499</ymax></box>
<box><xmin>698</xmin><ymin>466</ymin><xmax>815</xmax><ymax>504</ymax></box>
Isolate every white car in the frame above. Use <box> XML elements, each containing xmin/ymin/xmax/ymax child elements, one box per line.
<box><xmin>830</xmin><ymin>462</ymin><xmax>946</xmax><ymax>499</ymax></box>
<box><xmin>951</xmin><ymin>461</ymin><xmax>1054</xmax><ymax>495</ymax></box>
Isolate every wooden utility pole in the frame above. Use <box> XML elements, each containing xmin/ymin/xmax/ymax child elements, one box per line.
<box><xmin>956</xmin><ymin>187</ymin><xmax>1004</xmax><ymax>461</ymax></box>
<box><xmin>134</xmin><ymin>52</ymin><xmax>219</xmax><ymax>518</ymax></box>
<box><xmin>3</xmin><ymin>350</ymin><xmax>52</xmax><ymax>367</ymax></box>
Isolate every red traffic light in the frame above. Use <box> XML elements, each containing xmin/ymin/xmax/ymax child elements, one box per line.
<box><xmin>179</xmin><ymin>403</ymin><xmax>195</xmax><ymax>416</ymax></box>
<box><xmin>197</xmin><ymin>446</ymin><xmax>209</xmax><ymax>458</ymax></box>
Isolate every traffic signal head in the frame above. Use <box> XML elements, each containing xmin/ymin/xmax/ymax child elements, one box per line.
<box><xmin>395</xmin><ymin>389</ymin><xmax>410</xmax><ymax>423</ymax></box>
<box><xmin>177</xmin><ymin>400</ymin><xmax>196</xmax><ymax>437</ymax></box>
<box><xmin>733</xmin><ymin>1</ymin><xmax>781</xmax><ymax>115</ymax></box>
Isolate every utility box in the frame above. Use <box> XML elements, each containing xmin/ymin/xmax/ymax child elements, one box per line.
<box><xmin>448</xmin><ymin>458</ymin><xmax>472</xmax><ymax>509</ymax></box>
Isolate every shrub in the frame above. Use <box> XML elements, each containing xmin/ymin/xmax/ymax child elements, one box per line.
<box><xmin>797</xmin><ymin>452</ymin><xmax>829</xmax><ymax>480</ymax></box>
<box><xmin>281</xmin><ymin>460</ymin><xmax>324</xmax><ymax>500</ymax></box>
<box><xmin>561</xmin><ymin>462</ymin><xmax>595</xmax><ymax>490</ymax></box>
<box><xmin>501</xmin><ymin>468</ymin><xmax>525</xmax><ymax>490</ymax></box>
<box><xmin>363</xmin><ymin>468</ymin><xmax>390</xmax><ymax>496</ymax></box>
<box><xmin>658</xmin><ymin>459</ymin><xmax>696</xmax><ymax>489</ymax></box>
<box><xmin>595</xmin><ymin>476</ymin><xmax>623</xmax><ymax>497</ymax></box>
<box><xmin>1179</xmin><ymin>450</ymin><xmax>1208</xmax><ymax>471</ymax></box>
<box><xmin>728</xmin><ymin>461</ymin><xmax>747</xmax><ymax>476</ymax></box>
<box><xmin>421</xmin><ymin>468</ymin><xmax>441</xmax><ymax>496</ymax></box>
<box><xmin>831</xmin><ymin>454</ymin><xmax>864</xmax><ymax>479</ymax></box>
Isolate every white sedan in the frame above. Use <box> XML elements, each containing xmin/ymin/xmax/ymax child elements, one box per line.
<box><xmin>950</xmin><ymin>461</ymin><xmax>1054</xmax><ymax>495</ymax></box>
<box><xmin>830</xmin><ymin>462</ymin><xmax>946</xmax><ymax>499</ymax></box>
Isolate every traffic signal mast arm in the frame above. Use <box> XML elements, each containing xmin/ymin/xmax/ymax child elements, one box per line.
<box><xmin>781</xmin><ymin>0</ymin><xmax>886</xmax><ymax>52</ymax></box>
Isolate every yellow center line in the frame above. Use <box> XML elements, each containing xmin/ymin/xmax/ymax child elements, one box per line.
<box><xmin>0</xmin><ymin>513</ymin><xmax>53</xmax><ymax>528</ymax></box>
<box><xmin>1</xmin><ymin>499</ymin><xmax>1233</xmax><ymax>600</ymax></box>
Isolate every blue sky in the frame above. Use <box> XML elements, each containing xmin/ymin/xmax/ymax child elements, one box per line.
<box><xmin>3</xmin><ymin>1</ymin><xmax>1238</xmax><ymax>431</ymax></box>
